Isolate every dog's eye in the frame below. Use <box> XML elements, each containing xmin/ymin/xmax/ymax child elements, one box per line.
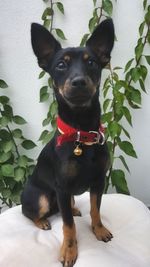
<box><xmin>56</xmin><ymin>61</ymin><xmax>67</xmax><ymax>70</ymax></box>
<box><xmin>88</xmin><ymin>59</ymin><xmax>98</xmax><ymax>68</ymax></box>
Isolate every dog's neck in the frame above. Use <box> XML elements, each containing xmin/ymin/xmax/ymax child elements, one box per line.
<box><xmin>56</xmin><ymin>95</ymin><xmax>101</xmax><ymax>132</ymax></box>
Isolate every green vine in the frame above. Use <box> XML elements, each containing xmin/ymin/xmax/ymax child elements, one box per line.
<box><xmin>38</xmin><ymin>0</ymin><xmax>67</xmax><ymax>144</ymax></box>
<box><xmin>0</xmin><ymin>81</ymin><xmax>36</xmax><ymax>208</ymax></box>
<box><xmin>83</xmin><ymin>0</ymin><xmax>150</xmax><ymax>194</ymax></box>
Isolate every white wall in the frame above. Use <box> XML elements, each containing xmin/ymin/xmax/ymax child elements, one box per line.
<box><xmin>0</xmin><ymin>0</ymin><xmax>150</xmax><ymax>205</ymax></box>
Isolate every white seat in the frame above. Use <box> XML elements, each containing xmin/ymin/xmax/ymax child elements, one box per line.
<box><xmin>0</xmin><ymin>193</ymin><xmax>150</xmax><ymax>267</ymax></box>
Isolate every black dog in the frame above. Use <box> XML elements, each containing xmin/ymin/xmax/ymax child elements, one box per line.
<box><xmin>21</xmin><ymin>19</ymin><xmax>114</xmax><ymax>267</ymax></box>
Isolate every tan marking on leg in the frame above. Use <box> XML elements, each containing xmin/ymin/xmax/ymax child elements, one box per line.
<box><xmin>90</xmin><ymin>193</ymin><xmax>113</xmax><ymax>242</ymax></box>
<box><xmin>60</xmin><ymin>223</ymin><xmax>77</xmax><ymax>266</ymax></box>
<box><xmin>71</xmin><ymin>196</ymin><xmax>81</xmax><ymax>217</ymax></box>
<box><xmin>39</xmin><ymin>195</ymin><xmax>50</xmax><ymax>218</ymax></box>
<box><xmin>90</xmin><ymin>194</ymin><xmax>102</xmax><ymax>226</ymax></box>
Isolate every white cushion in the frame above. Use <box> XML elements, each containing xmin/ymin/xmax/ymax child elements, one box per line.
<box><xmin>0</xmin><ymin>193</ymin><xmax>150</xmax><ymax>267</ymax></box>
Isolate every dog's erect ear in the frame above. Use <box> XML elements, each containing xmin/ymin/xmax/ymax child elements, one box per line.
<box><xmin>86</xmin><ymin>19</ymin><xmax>114</xmax><ymax>67</ymax></box>
<box><xmin>31</xmin><ymin>23</ymin><xmax>61</xmax><ymax>70</ymax></box>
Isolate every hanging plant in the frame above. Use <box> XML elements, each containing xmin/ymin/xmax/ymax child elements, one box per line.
<box><xmin>38</xmin><ymin>0</ymin><xmax>67</xmax><ymax>144</ymax></box>
<box><xmin>0</xmin><ymin>81</ymin><xmax>36</xmax><ymax>208</ymax></box>
<box><xmin>81</xmin><ymin>0</ymin><xmax>150</xmax><ymax>194</ymax></box>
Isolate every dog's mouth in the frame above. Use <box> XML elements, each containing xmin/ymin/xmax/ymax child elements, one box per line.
<box><xmin>62</xmin><ymin>92</ymin><xmax>92</xmax><ymax>107</ymax></box>
<box><xmin>57</xmin><ymin>77</ymin><xmax>97</xmax><ymax>108</ymax></box>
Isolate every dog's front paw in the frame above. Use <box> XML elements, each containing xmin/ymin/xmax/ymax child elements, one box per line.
<box><xmin>72</xmin><ymin>207</ymin><xmax>82</xmax><ymax>217</ymax></box>
<box><xmin>92</xmin><ymin>224</ymin><xmax>113</xmax><ymax>242</ymax></box>
<box><xmin>34</xmin><ymin>218</ymin><xmax>51</xmax><ymax>230</ymax></box>
<box><xmin>60</xmin><ymin>239</ymin><xmax>78</xmax><ymax>267</ymax></box>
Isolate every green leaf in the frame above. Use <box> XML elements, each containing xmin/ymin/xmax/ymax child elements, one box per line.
<box><xmin>0</xmin><ymin>96</ymin><xmax>9</xmax><ymax>104</ymax></box>
<box><xmin>103</xmin><ymin>86</ymin><xmax>110</xmax><ymax>98</ymax></box>
<box><xmin>140</xmin><ymin>65</ymin><xmax>147</xmax><ymax>80</ymax></box>
<box><xmin>40</xmin><ymin>86</ymin><xmax>49</xmax><ymax>102</ymax></box>
<box><xmin>3</xmin><ymin>104</ymin><xmax>13</xmax><ymax>119</ymax></box>
<box><xmin>0</xmin><ymin>152</ymin><xmax>11</xmax><ymax>163</ymax></box>
<box><xmin>143</xmin><ymin>0</ymin><xmax>147</xmax><ymax>9</ymax></box>
<box><xmin>122</xmin><ymin>106</ymin><xmax>132</xmax><ymax>126</ymax></box>
<box><xmin>55</xmin><ymin>28</ymin><xmax>67</xmax><ymax>40</ymax></box>
<box><xmin>0</xmin><ymin>79</ymin><xmax>8</xmax><ymax>88</ymax></box>
<box><xmin>0</xmin><ymin>116</ymin><xmax>10</xmax><ymax>127</ymax></box>
<box><xmin>139</xmin><ymin>21</ymin><xmax>145</xmax><ymax>36</ymax></box>
<box><xmin>121</xmin><ymin>126</ymin><xmax>131</xmax><ymax>139</ymax></box>
<box><xmin>2</xmin><ymin>189</ymin><xmax>11</xmax><ymax>198</ymax></box>
<box><xmin>51</xmin><ymin>117</ymin><xmax>57</xmax><ymax>130</ymax></box>
<box><xmin>39</xmin><ymin>71</ymin><xmax>46</xmax><ymax>79</ymax></box>
<box><xmin>145</xmin><ymin>6</ymin><xmax>150</xmax><ymax>24</ymax></box>
<box><xmin>102</xmin><ymin>0</ymin><xmax>113</xmax><ymax>16</ymax></box>
<box><xmin>119</xmin><ymin>155</ymin><xmax>130</xmax><ymax>173</ymax></box>
<box><xmin>135</xmin><ymin>43</ymin><xmax>144</xmax><ymax>61</ymax></box>
<box><xmin>118</xmin><ymin>141</ymin><xmax>137</xmax><ymax>158</ymax></box>
<box><xmin>42</xmin><ymin>131</ymin><xmax>54</xmax><ymax>144</ymax></box>
<box><xmin>0</xmin><ymin>129</ymin><xmax>10</xmax><ymax>140</ymax></box>
<box><xmin>49</xmin><ymin>100</ymin><xmax>58</xmax><ymax>117</ymax></box>
<box><xmin>18</xmin><ymin>156</ymin><xmax>28</xmax><ymax>168</ymax></box>
<box><xmin>39</xmin><ymin>130</ymin><xmax>49</xmax><ymax>141</ymax></box>
<box><xmin>1</xmin><ymin>164</ymin><xmax>14</xmax><ymax>177</ymax></box>
<box><xmin>22</xmin><ymin>140</ymin><xmax>36</xmax><ymax>150</ymax></box>
<box><xmin>13</xmin><ymin>116</ymin><xmax>27</xmax><ymax>125</ymax></box>
<box><xmin>89</xmin><ymin>16</ymin><xmax>98</xmax><ymax>33</ymax></box>
<box><xmin>42</xmin><ymin>7</ymin><xmax>53</xmax><ymax>20</ymax></box>
<box><xmin>124</xmin><ymin>58</ymin><xmax>134</xmax><ymax>73</ymax></box>
<box><xmin>80</xmin><ymin>33</ymin><xmax>90</xmax><ymax>47</ymax></box>
<box><xmin>145</xmin><ymin>55</ymin><xmax>150</xmax><ymax>65</ymax></box>
<box><xmin>40</xmin><ymin>86</ymin><xmax>48</xmax><ymax>96</ymax></box>
<box><xmin>44</xmin><ymin>19</ymin><xmax>51</xmax><ymax>29</ymax></box>
<box><xmin>101</xmin><ymin>112</ymin><xmax>112</xmax><ymax>124</ymax></box>
<box><xmin>139</xmin><ymin>79</ymin><xmax>146</xmax><ymax>92</ymax></box>
<box><xmin>127</xmin><ymin>99</ymin><xmax>141</xmax><ymax>109</ymax></box>
<box><xmin>111</xmin><ymin>169</ymin><xmax>130</xmax><ymax>194</ymax></box>
<box><xmin>113</xmin><ymin>66</ymin><xmax>122</xmax><ymax>71</ymax></box>
<box><xmin>10</xmin><ymin>193</ymin><xmax>21</xmax><ymax>205</ymax></box>
<box><xmin>41</xmin><ymin>92</ymin><xmax>50</xmax><ymax>102</ymax></box>
<box><xmin>130</xmin><ymin>89</ymin><xmax>141</xmax><ymax>105</ymax></box>
<box><xmin>14</xmin><ymin>167</ymin><xmax>25</xmax><ymax>182</ymax></box>
<box><xmin>93</xmin><ymin>0</ymin><xmax>97</xmax><ymax>6</ymax></box>
<box><xmin>131</xmin><ymin>67</ymin><xmax>141</xmax><ymax>82</ymax></box>
<box><xmin>107</xmin><ymin>121</ymin><xmax>121</xmax><ymax>139</ymax></box>
<box><xmin>0</xmin><ymin>180</ymin><xmax>5</xmax><ymax>190</ymax></box>
<box><xmin>42</xmin><ymin>117</ymin><xmax>51</xmax><ymax>127</ymax></box>
<box><xmin>56</xmin><ymin>2</ymin><xmax>64</xmax><ymax>14</ymax></box>
<box><xmin>2</xmin><ymin>140</ymin><xmax>14</xmax><ymax>153</ymax></box>
<box><xmin>48</xmin><ymin>77</ymin><xmax>53</xmax><ymax>88</ymax></box>
<box><xmin>103</xmin><ymin>99</ymin><xmax>111</xmax><ymax>113</ymax></box>
<box><xmin>12</xmin><ymin>129</ymin><xmax>22</xmax><ymax>138</ymax></box>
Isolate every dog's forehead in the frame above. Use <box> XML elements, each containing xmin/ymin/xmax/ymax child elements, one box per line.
<box><xmin>55</xmin><ymin>47</ymin><xmax>93</xmax><ymax>61</ymax></box>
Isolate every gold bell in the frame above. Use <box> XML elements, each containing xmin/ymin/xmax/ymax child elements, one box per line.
<box><xmin>74</xmin><ymin>145</ymin><xmax>82</xmax><ymax>156</ymax></box>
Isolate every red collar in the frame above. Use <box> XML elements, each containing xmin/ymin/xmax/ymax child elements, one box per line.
<box><xmin>56</xmin><ymin>116</ymin><xmax>105</xmax><ymax>147</ymax></box>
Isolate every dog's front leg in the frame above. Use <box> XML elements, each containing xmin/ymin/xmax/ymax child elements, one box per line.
<box><xmin>57</xmin><ymin>191</ymin><xmax>77</xmax><ymax>267</ymax></box>
<box><xmin>90</xmin><ymin>188</ymin><xmax>113</xmax><ymax>242</ymax></box>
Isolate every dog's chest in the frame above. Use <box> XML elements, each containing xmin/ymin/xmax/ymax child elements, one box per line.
<box><xmin>55</xmin><ymin>143</ymin><xmax>109</xmax><ymax>194</ymax></box>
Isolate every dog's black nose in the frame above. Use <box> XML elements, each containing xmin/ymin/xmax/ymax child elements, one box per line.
<box><xmin>71</xmin><ymin>77</ymin><xmax>87</xmax><ymax>88</ymax></box>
